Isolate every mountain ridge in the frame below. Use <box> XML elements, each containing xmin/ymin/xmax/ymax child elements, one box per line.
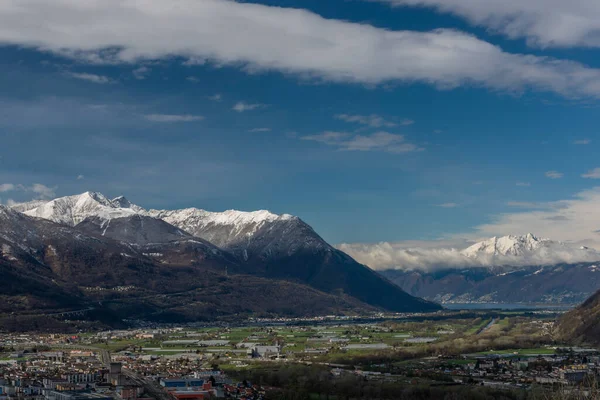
<box><xmin>6</xmin><ymin>192</ymin><xmax>441</xmax><ymax>314</ymax></box>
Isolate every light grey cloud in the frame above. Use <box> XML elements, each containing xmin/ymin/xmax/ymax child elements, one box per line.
<box><xmin>436</xmin><ymin>202</ymin><xmax>458</xmax><ymax>208</ymax></box>
<box><xmin>248</xmin><ymin>128</ymin><xmax>271</xmax><ymax>133</ymax></box>
<box><xmin>377</xmin><ymin>0</ymin><xmax>600</xmax><ymax>48</ymax></box>
<box><xmin>0</xmin><ymin>184</ymin><xmax>16</xmax><ymax>192</ymax></box>
<box><xmin>143</xmin><ymin>114</ymin><xmax>204</xmax><ymax>122</ymax></box>
<box><xmin>545</xmin><ymin>170</ymin><xmax>564</xmax><ymax>179</ymax></box>
<box><xmin>468</xmin><ymin>187</ymin><xmax>600</xmax><ymax>247</ymax></box>
<box><xmin>4</xmin><ymin>0</ymin><xmax>600</xmax><ymax>97</ymax></box>
<box><xmin>77</xmin><ymin>175</ymin><xmax>85</xmax><ymax>180</ymax></box>
<box><xmin>507</xmin><ymin>201</ymin><xmax>552</xmax><ymax>209</ymax></box>
<box><xmin>582</xmin><ymin>168</ymin><xmax>600</xmax><ymax>179</ymax></box>
<box><xmin>207</xmin><ymin>94</ymin><xmax>222</xmax><ymax>102</ymax></box>
<box><xmin>302</xmin><ymin>131</ymin><xmax>422</xmax><ymax>153</ymax></box>
<box><xmin>334</xmin><ymin>114</ymin><xmax>402</xmax><ymax>128</ymax></box>
<box><xmin>574</xmin><ymin>139</ymin><xmax>592</xmax><ymax>145</ymax></box>
<box><xmin>0</xmin><ymin>183</ymin><xmax>56</xmax><ymax>199</ymax></box>
<box><xmin>233</xmin><ymin>102</ymin><xmax>266</xmax><ymax>112</ymax></box>
<box><xmin>132</xmin><ymin>66</ymin><xmax>151</xmax><ymax>80</ymax></box>
<box><xmin>516</xmin><ymin>182</ymin><xmax>531</xmax><ymax>187</ymax></box>
<box><xmin>338</xmin><ymin>239</ymin><xmax>600</xmax><ymax>271</ymax></box>
<box><xmin>66</xmin><ymin>72</ymin><xmax>114</xmax><ymax>84</ymax></box>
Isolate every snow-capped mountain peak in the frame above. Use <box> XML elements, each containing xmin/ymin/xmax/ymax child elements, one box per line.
<box><xmin>20</xmin><ymin>191</ymin><xmax>140</xmax><ymax>226</ymax></box>
<box><xmin>461</xmin><ymin>233</ymin><xmax>551</xmax><ymax>258</ymax></box>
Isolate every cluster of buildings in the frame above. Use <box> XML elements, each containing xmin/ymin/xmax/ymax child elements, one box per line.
<box><xmin>411</xmin><ymin>350</ymin><xmax>600</xmax><ymax>388</ymax></box>
<box><xmin>0</xmin><ymin>335</ymin><xmax>266</xmax><ymax>400</ymax></box>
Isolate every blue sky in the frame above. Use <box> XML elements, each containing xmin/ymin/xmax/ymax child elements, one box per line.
<box><xmin>2</xmin><ymin>0</ymin><xmax>600</xmax><ymax>250</ymax></box>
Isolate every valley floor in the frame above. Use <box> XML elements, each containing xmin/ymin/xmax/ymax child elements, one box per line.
<box><xmin>3</xmin><ymin>308</ymin><xmax>599</xmax><ymax>399</ymax></box>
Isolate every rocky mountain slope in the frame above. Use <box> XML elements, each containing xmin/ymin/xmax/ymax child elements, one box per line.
<box><xmin>558</xmin><ymin>289</ymin><xmax>600</xmax><ymax>346</ymax></box>
<box><xmin>6</xmin><ymin>192</ymin><xmax>441</xmax><ymax>316</ymax></box>
<box><xmin>0</xmin><ymin>205</ymin><xmax>377</xmax><ymax>322</ymax></box>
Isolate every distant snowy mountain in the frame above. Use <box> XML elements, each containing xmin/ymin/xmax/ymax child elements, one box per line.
<box><xmin>459</xmin><ymin>233</ymin><xmax>600</xmax><ymax>266</ymax></box>
<box><xmin>461</xmin><ymin>233</ymin><xmax>550</xmax><ymax>258</ymax></box>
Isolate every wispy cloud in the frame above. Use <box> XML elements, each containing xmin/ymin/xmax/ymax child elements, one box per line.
<box><xmin>302</xmin><ymin>131</ymin><xmax>423</xmax><ymax>153</ymax></box>
<box><xmin>377</xmin><ymin>0</ymin><xmax>600</xmax><ymax>49</ymax></box>
<box><xmin>248</xmin><ymin>128</ymin><xmax>271</xmax><ymax>133</ymax></box>
<box><xmin>0</xmin><ymin>184</ymin><xmax>15</xmax><ymax>192</ymax></box>
<box><xmin>132</xmin><ymin>66</ymin><xmax>150</xmax><ymax>80</ymax></box>
<box><xmin>334</xmin><ymin>114</ymin><xmax>411</xmax><ymax>128</ymax></box>
<box><xmin>436</xmin><ymin>202</ymin><xmax>458</xmax><ymax>208</ymax></box>
<box><xmin>144</xmin><ymin>114</ymin><xmax>204</xmax><ymax>122</ymax></box>
<box><xmin>574</xmin><ymin>139</ymin><xmax>592</xmax><ymax>145</ymax></box>
<box><xmin>545</xmin><ymin>171</ymin><xmax>564</xmax><ymax>179</ymax></box>
<box><xmin>4</xmin><ymin>0</ymin><xmax>600</xmax><ymax>98</ymax></box>
<box><xmin>582</xmin><ymin>168</ymin><xmax>600</xmax><ymax>179</ymax></box>
<box><xmin>516</xmin><ymin>182</ymin><xmax>531</xmax><ymax>187</ymax></box>
<box><xmin>187</xmin><ymin>76</ymin><xmax>200</xmax><ymax>83</ymax></box>
<box><xmin>233</xmin><ymin>102</ymin><xmax>267</xmax><ymax>112</ymax></box>
<box><xmin>338</xmin><ymin>239</ymin><xmax>600</xmax><ymax>271</ymax></box>
<box><xmin>77</xmin><ymin>175</ymin><xmax>85</xmax><ymax>180</ymax></box>
<box><xmin>506</xmin><ymin>201</ymin><xmax>553</xmax><ymax>209</ymax></box>
<box><xmin>207</xmin><ymin>94</ymin><xmax>222</xmax><ymax>102</ymax></box>
<box><xmin>0</xmin><ymin>183</ymin><xmax>56</xmax><ymax>199</ymax></box>
<box><xmin>66</xmin><ymin>72</ymin><xmax>114</xmax><ymax>84</ymax></box>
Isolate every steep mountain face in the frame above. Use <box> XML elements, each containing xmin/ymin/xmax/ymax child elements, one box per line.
<box><xmin>77</xmin><ymin>215</ymin><xmax>191</xmax><ymax>245</ymax></box>
<box><xmin>7</xmin><ymin>193</ymin><xmax>441</xmax><ymax>314</ymax></box>
<box><xmin>145</xmin><ymin>208</ymin><xmax>440</xmax><ymax>312</ymax></box>
<box><xmin>76</xmin><ymin>215</ymin><xmax>239</xmax><ymax>270</ymax></box>
<box><xmin>558</xmin><ymin>289</ymin><xmax>600</xmax><ymax>346</ymax></box>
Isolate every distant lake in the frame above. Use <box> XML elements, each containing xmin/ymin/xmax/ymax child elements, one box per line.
<box><xmin>444</xmin><ymin>303</ymin><xmax>576</xmax><ymax>311</ymax></box>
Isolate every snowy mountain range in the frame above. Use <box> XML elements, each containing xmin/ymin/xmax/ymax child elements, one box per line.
<box><xmin>3</xmin><ymin>191</ymin><xmax>440</xmax><ymax>317</ymax></box>
<box><xmin>377</xmin><ymin>234</ymin><xmax>600</xmax><ymax>304</ymax></box>
<box><xmin>460</xmin><ymin>233</ymin><xmax>600</xmax><ymax>266</ymax></box>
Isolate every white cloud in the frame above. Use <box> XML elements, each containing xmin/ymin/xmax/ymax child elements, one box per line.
<box><xmin>516</xmin><ymin>182</ymin><xmax>531</xmax><ymax>187</ymax></box>
<box><xmin>377</xmin><ymin>0</ymin><xmax>600</xmax><ymax>48</ymax></box>
<box><xmin>582</xmin><ymin>168</ymin><xmax>600</xmax><ymax>179</ymax></box>
<box><xmin>574</xmin><ymin>139</ymin><xmax>592</xmax><ymax>145</ymax></box>
<box><xmin>187</xmin><ymin>76</ymin><xmax>200</xmax><ymax>83</ymax></box>
<box><xmin>132</xmin><ymin>66</ymin><xmax>151</xmax><ymax>80</ymax></box>
<box><xmin>0</xmin><ymin>183</ymin><xmax>56</xmax><ymax>199</ymax></box>
<box><xmin>207</xmin><ymin>94</ymin><xmax>222</xmax><ymax>102</ymax></box>
<box><xmin>0</xmin><ymin>184</ymin><xmax>15</xmax><ymax>192</ymax></box>
<box><xmin>30</xmin><ymin>183</ymin><xmax>56</xmax><ymax>198</ymax></box>
<box><xmin>66</xmin><ymin>72</ymin><xmax>114</xmax><ymax>84</ymax></box>
<box><xmin>338</xmin><ymin>239</ymin><xmax>600</xmax><ymax>271</ymax></box>
<box><xmin>436</xmin><ymin>202</ymin><xmax>458</xmax><ymax>208</ymax></box>
<box><xmin>302</xmin><ymin>131</ymin><xmax>422</xmax><ymax>153</ymax></box>
<box><xmin>334</xmin><ymin>114</ymin><xmax>400</xmax><ymax>128</ymax></box>
<box><xmin>248</xmin><ymin>128</ymin><xmax>271</xmax><ymax>133</ymax></box>
<box><xmin>506</xmin><ymin>201</ymin><xmax>552</xmax><ymax>209</ymax></box>
<box><xmin>233</xmin><ymin>102</ymin><xmax>266</xmax><ymax>112</ymax></box>
<box><xmin>77</xmin><ymin>174</ymin><xmax>85</xmax><ymax>180</ymax></box>
<box><xmin>469</xmin><ymin>187</ymin><xmax>600</xmax><ymax>247</ymax></box>
<box><xmin>144</xmin><ymin>114</ymin><xmax>204</xmax><ymax>122</ymax></box>
<box><xmin>4</xmin><ymin>0</ymin><xmax>600</xmax><ymax>98</ymax></box>
<box><xmin>545</xmin><ymin>171</ymin><xmax>564</xmax><ymax>179</ymax></box>
<box><xmin>342</xmin><ymin>186</ymin><xmax>600</xmax><ymax>271</ymax></box>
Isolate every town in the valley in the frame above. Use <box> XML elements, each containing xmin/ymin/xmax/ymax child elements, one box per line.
<box><xmin>1</xmin><ymin>310</ymin><xmax>599</xmax><ymax>400</ymax></box>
